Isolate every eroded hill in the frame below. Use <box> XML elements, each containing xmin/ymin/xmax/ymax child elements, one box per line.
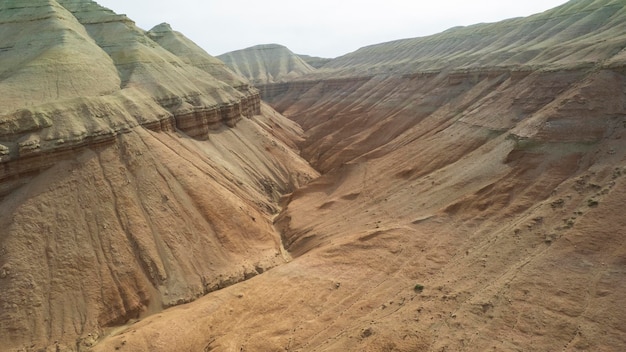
<box><xmin>0</xmin><ymin>1</ymin><xmax>317</xmax><ymax>350</ymax></box>
<box><xmin>2</xmin><ymin>0</ymin><xmax>626</xmax><ymax>351</ymax></box>
<box><xmin>94</xmin><ymin>0</ymin><xmax>626</xmax><ymax>351</ymax></box>
<box><xmin>218</xmin><ymin>44</ymin><xmax>316</xmax><ymax>85</ymax></box>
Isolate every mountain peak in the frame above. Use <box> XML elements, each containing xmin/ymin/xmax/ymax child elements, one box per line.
<box><xmin>149</xmin><ymin>22</ymin><xmax>173</xmax><ymax>32</ymax></box>
<box><xmin>249</xmin><ymin>43</ymin><xmax>288</xmax><ymax>50</ymax></box>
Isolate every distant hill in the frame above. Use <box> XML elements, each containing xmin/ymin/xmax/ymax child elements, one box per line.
<box><xmin>218</xmin><ymin>44</ymin><xmax>316</xmax><ymax>85</ymax></box>
<box><xmin>310</xmin><ymin>0</ymin><xmax>626</xmax><ymax>77</ymax></box>
<box><xmin>297</xmin><ymin>54</ymin><xmax>332</xmax><ymax>69</ymax></box>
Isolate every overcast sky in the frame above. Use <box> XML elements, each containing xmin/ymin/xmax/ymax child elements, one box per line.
<box><xmin>95</xmin><ymin>0</ymin><xmax>569</xmax><ymax>58</ymax></box>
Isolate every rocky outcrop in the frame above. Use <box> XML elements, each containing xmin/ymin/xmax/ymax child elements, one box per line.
<box><xmin>0</xmin><ymin>0</ymin><xmax>265</xmax><ymax>198</ymax></box>
<box><xmin>257</xmin><ymin>76</ymin><xmax>374</xmax><ymax>103</ymax></box>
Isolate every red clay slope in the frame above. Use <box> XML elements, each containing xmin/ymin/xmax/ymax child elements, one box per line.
<box><xmin>93</xmin><ymin>0</ymin><xmax>626</xmax><ymax>351</ymax></box>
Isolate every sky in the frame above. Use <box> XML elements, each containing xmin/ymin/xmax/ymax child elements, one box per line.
<box><xmin>95</xmin><ymin>0</ymin><xmax>570</xmax><ymax>58</ymax></box>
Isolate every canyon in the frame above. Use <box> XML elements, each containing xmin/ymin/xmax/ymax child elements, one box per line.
<box><xmin>0</xmin><ymin>1</ymin><xmax>317</xmax><ymax>350</ymax></box>
<box><xmin>1</xmin><ymin>0</ymin><xmax>625</xmax><ymax>351</ymax></box>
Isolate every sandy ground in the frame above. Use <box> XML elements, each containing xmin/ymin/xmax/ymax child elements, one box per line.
<box><xmin>91</xmin><ymin>67</ymin><xmax>626</xmax><ymax>351</ymax></box>
<box><xmin>2</xmin><ymin>1</ymin><xmax>626</xmax><ymax>351</ymax></box>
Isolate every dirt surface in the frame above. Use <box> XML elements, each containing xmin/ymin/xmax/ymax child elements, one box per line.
<box><xmin>2</xmin><ymin>0</ymin><xmax>626</xmax><ymax>351</ymax></box>
<box><xmin>92</xmin><ymin>1</ymin><xmax>626</xmax><ymax>351</ymax></box>
<box><xmin>0</xmin><ymin>1</ymin><xmax>317</xmax><ymax>349</ymax></box>
<box><xmin>93</xmin><ymin>71</ymin><xmax>626</xmax><ymax>351</ymax></box>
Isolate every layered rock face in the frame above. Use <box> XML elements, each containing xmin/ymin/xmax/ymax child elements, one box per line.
<box><xmin>218</xmin><ymin>44</ymin><xmax>316</xmax><ymax>85</ymax></box>
<box><xmin>4</xmin><ymin>0</ymin><xmax>626</xmax><ymax>351</ymax></box>
<box><xmin>0</xmin><ymin>0</ymin><xmax>268</xmax><ymax>198</ymax></box>
<box><xmin>92</xmin><ymin>1</ymin><xmax>626</xmax><ymax>351</ymax></box>
<box><xmin>0</xmin><ymin>1</ymin><xmax>317</xmax><ymax>350</ymax></box>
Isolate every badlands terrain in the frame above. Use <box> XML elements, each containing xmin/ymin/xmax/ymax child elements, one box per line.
<box><xmin>1</xmin><ymin>0</ymin><xmax>625</xmax><ymax>351</ymax></box>
<box><xmin>217</xmin><ymin>44</ymin><xmax>316</xmax><ymax>86</ymax></box>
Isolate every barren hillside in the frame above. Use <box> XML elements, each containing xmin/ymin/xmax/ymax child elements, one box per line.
<box><xmin>0</xmin><ymin>1</ymin><xmax>317</xmax><ymax>350</ymax></box>
<box><xmin>95</xmin><ymin>0</ymin><xmax>626</xmax><ymax>351</ymax></box>
<box><xmin>2</xmin><ymin>0</ymin><xmax>626</xmax><ymax>351</ymax></box>
<box><xmin>297</xmin><ymin>54</ymin><xmax>332</xmax><ymax>69</ymax></box>
<box><xmin>218</xmin><ymin>44</ymin><xmax>316</xmax><ymax>85</ymax></box>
